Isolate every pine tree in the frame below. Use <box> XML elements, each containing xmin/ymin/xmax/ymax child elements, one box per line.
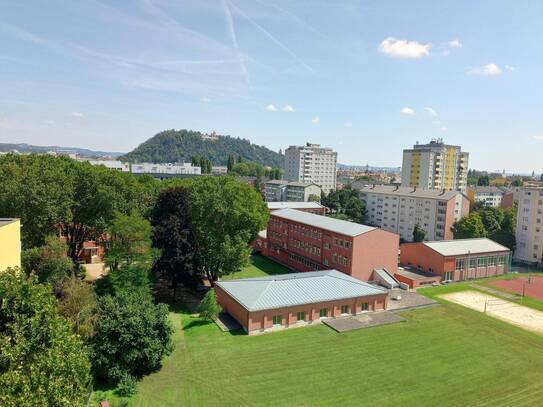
<box><xmin>198</xmin><ymin>289</ymin><xmax>221</xmax><ymax>321</ymax></box>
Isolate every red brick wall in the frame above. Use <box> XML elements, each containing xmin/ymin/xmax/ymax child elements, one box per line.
<box><xmin>215</xmin><ymin>285</ymin><xmax>249</xmax><ymax>332</ymax></box>
<box><xmin>400</xmin><ymin>243</ymin><xmax>447</xmax><ymax>274</ymax></box>
<box><xmin>350</xmin><ymin>229</ymin><xmax>399</xmax><ymax>281</ymax></box>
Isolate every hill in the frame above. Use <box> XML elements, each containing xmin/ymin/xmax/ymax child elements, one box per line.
<box><xmin>0</xmin><ymin>143</ymin><xmax>123</xmax><ymax>158</ymax></box>
<box><xmin>120</xmin><ymin>129</ymin><xmax>284</xmax><ymax>167</ymax></box>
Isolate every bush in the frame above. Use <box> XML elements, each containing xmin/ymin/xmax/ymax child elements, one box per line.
<box><xmin>116</xmin><ymin>374</ymin><xmax>137</xmax><ymax>397</ymax></box>
<box><xmin>198</xmin><ymin>289</ymin><xmax>221</xmax><ymax>321</ymax></box>
<box><xmin>90</xmin><ymin>290</ymin><xmax>173</xmax><ymax>385</ymax></box>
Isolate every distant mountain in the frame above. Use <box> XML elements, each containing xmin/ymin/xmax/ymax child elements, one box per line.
<box><xmin>120</xmin><ymin>129</ymin><xmax>284</xmax><ymax>168</ymax></box>
<box><xmin>0</xmin><ymin>143</ymin><xmax>123</xmax><ymax>158</ymax></box>
<box><xmin>337</xmin><ymin>163</ymin><xmax>401</xmax><ymax>173</ymax></box>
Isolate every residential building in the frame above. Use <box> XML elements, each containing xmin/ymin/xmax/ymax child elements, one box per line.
<box><xmin>501</xmin><ymin>186</ymin><xmax>523</xmax><ymax>209</ymax></box>
<box><xmin>514</xmin><ymin>187</ymin><xmax>543</xmax><ymax>266</ymax></box>
<box><xmin>284</xmin><ymin>143</ymin><xmax>337</xmax><ymax>193</ymax></box>
<box><xmin>267</xmin><ymin>201</ymin><xmax>326</xmax><ymax>215</ymax></box>
<box><xmin>262</xmin><ymin>208</ymin><xmax>399</xmax><ymax>282</ymax></box>
<box><xmin>0</xmin><ymin>218</ymin><xmax>21</xmax><ymax>271</ymax></box>
<box><xmin>401</xmin><ymin>139</ymin><xmax>469</xmax><ymax>192</ymax></box>
<box><xmin>215</xmin><ymin>270</ymin><xmax>388</xmax><ymax>335</ymax></box>
<box><xmin>86</xmin><ymin>159</ymin><xmax>130</xmax><ymax>172</ymax></box>
<box><xmin>130</xmin><ymin>162</ymin><xmax>201</xmax><ymax>176</ymax></box>
<box><xmin>359</xmin><ymin>185</ymin><xmax>470</xmax><ymax>242</ymax></box>
<box><xmin>211</xmin><ymin>166</ymin><xmax>228</xmax><ymax>175</ymax></box>
<box><xmin>467</xmin><ymin>186</ymin><xmax>505</xmax><ymax>207</ymax></box>
<box><xmin>264</xmin><ymin>180</ymin><xmax>322</xmax><ymax>202</ymax></box>
<box><xmin>400</xmin><ymin>238</ymin><xmax>510</xmax><ymax>282</ymax></box>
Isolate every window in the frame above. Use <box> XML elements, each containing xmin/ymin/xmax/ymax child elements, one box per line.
<box><xmin>498</xmin><ymin>256</ymin><xmax>505</xmax><ymax>265</ymax></box>
<box><xmin>272</xmin><ymin>315</ymin><xmax>283</xmax><ymax>325</ymax></box>
<box><xmin>341</xmin><ymin>305</ymin><xmax>349</xmax><ymax>314</ymax></box>
<box><xmin>361</xmin><ymin>303</ymin><xmax>369</xmax><ymax>311</ymax></box>
<box><xmin>469</xmin><ymin>258</ymin><xmax>477</xmax><ymax>269</ymax></box>
<box><xmin>478</xmin><ymin>257</ymin><xmax>486</xmax><ymax>267</ymax></box>
<box><xmin>488</xmin><ymin>256</ymin><xmax>496</xmax><ymax>266</ymax></box>
<box><xmin>319</xmin><ymin>308</ymin><xmax>328</xmax><ymax>318</ymax></box>
<box><xmin>297</xmin><ymin>311</ymin><xmax>305</xmax><ymax>322</ymax></box>
<box><xmin>455</xmin><ymin>258</ymin><xmax>465</xmax><ymax>271</ymax></box>
<box><xmin>443</xmin><ymin>271</ymin><xmax>454</xmax><ymax>281</ymax></box>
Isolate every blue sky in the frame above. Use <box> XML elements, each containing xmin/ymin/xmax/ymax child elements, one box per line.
<box><xmin>0</xmin><ymin>0</ymin><xmax>542</xmax><ymax>173</ymax></box>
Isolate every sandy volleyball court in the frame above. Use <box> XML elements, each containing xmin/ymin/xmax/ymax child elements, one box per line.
<box><xmin>440</xmin><ymin>290</ymin><xmax>543</xmax><ymax>335</ymax></box>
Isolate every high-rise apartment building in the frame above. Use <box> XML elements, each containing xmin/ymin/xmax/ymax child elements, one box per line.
<box><xmin>401</xmin><ymin>139</ymin><xmax>469</xmax><ymax>192</ymax></box>
<box><xmin>359</xmin><ymin>185</ymin><xmax>470</xmax><ymax>242</ymax></box>
<box><xmin>515</xmin><ymin>187</ymin><xmax>543</xmax><ymax>266</ymax></box>
<box><xmin>284</xmin><ymin>143</ymin><xmax>337</xmax><ymax>193</ymax></box>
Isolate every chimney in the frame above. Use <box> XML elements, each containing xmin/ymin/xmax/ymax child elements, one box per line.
<box><xmin>412</xmin><ymin>186</ymin><xmax>417</xmax><ymax>193</ymax></box>
<box><xmin>394</xmin><ymin>185</ymin><xmax>399</xmax><ymax>191</ymax></box>
<box><xmin>440</xmin><ymin>188</ymin><xmax>446</xmax><ymax>195</ymax></box>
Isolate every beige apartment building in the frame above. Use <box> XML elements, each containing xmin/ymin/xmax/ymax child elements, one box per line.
<box><xmin>264</xmin><ymin>180</ymin><xmax>322</xmax><ymax>202</ymax></box>
<box><xmin>515</xmin><ymin>187</ymin><xmax>543</xmax><ymax>266</ymax></box>
<box><xmin>401</xmin><ymin>139</ymin><xmax>469</xmax><ymax>192</ymax></box>
<box><xmin>359</xmin><ymin>185</ymin><xmax>470</xmax><ymax>242</ymax></box>
<box><xmin>284</xmin><ymin>143</ymin><xmax>337</xmax><ymax>193</ymax></box>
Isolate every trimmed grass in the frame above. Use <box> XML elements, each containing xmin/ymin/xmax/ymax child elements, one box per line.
<box><xmin>123</xmin><ymin>303</ymin><xmax>543</xmax><ymax>407</ymax></box>
<box><xmin>228</xmin><ymin>255</ymin><xmax>291</xmax><ymax>280</ymax></box>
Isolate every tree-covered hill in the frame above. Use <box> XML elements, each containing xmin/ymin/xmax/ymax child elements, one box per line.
<box><xmin>120</xmin><ymin>129</ymin><xmax>284</xmax><ymax>167</ymax></box>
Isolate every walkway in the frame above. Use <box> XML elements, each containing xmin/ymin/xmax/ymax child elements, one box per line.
<box><xmin>323</xmin><ymin>311</ymin><xmax>405</xmax><ymax>333</ymax></box>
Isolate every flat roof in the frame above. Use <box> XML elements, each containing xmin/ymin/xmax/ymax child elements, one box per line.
<box><xmin>0</xmin><ymin>218</ymin><xmax>18</xmax><ymax>227</ymax></box>
<box><xmin>396</xmin><ymin>267</ymin><xmax>440</xmax><ymax>281</ymax></box>
<box><xmin>360</xmin><ymin>185</ymin><xmax>463</xmax><ymax>200</ymax></box>
<box><xmin>271</xmin><ymin>208</ymin><xmax>375</xmax><ymax>237</ymax></box>
<box><xmin>267</xmin><ymin>201</ymin><xmax>324</xmax><ymax>210</ymax></box>
<box><xmin>216</xmin><ymin>270</ymin><xmax>386</xmax><ymax>311</ymax></box>
<box><xmin>422</xmin><ymin>238</ymin><xmax>510</xmax><ymax>256</ymax></box>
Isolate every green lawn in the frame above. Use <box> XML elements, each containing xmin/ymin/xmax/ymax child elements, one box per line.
<box><xmin>228</xmin><ymin>255</ymin><xmax>291</xmax><ymax>280</ymax></box>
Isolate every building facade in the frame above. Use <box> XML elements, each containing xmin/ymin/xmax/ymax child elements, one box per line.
<box><xmin>267</xmin><ymin>202</ymin><xmax>327</xmax><ymax>215</ymax></box>
<box><xmin>359</xmin><ymin>185</ymin><xmax>470</xmax><ymax>242</ymax></box>
<box><xmin>401</xmin><ymin>139</ymin><xmax>469</xmax><ymax>192</ymax></box>
<box><xmin>263</xmin><ymin>208</ymin><xmax>399</xmax><ymax>282</ymax></box>
<box><xmin>284</xmin><ymin>143</ymin><xmax>337</xmax><ymax>193</ymax></box>
<box><xmin>467</xmin><ymin>186</ymin><xmax>505</xmax><ymax>207</ymax></box>
<box><xmin>0</xmin><ymin>219</ymin><xmax>21</xmax><ymax>271</ymax></box>
<box><xmin>400</xmin><ymin>238</ymin><xmax>510</xmax><ymax>282</ymax></box>
<box><xmin>515</xmin><ymin>187</ymin><xmax>543</xmax><ymax>266</ymax></box>
<box><xmin>264</xmin><ymin>180</ymin><xmax>322</xmax><ymax>202</ymax></box>
<box><xmin>215</xmin><ymin>270</ymin><xmax>388</xmax><ymax>335</ymax></box>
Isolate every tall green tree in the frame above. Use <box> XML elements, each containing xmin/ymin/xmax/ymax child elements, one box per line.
<box><xmin>198</xmin><ymin>289</ymin><xmax>221</xmax><ymax>321</ymax></box>
<box><xmin>227</xmin><ymin>154</ymin><xmax>235</xmax><ymax>172</ymax></box>
<box><xmin>477</xmin><ymin>175</ymin><xmax>490</xmax><ymax>186</ymax></box>
<box><xmin>0</xmin><ymin>268</ymin><xmax>91</xmax><ymax>407</ymax></box>
<box><xmin>452</xmin><ymin>213</ymin><xmax>487</xmax><ymax>239</ymax></box>
<box><xmin>90</xmin><ymin>290</ymin><xmax>172</xmax><ymax>387</ymax></box>
<box><xmin>188</xmin><ymin>176</ymin><xmax>269</xmax><ymax>282</ymax></box>
<box><xmin>104</xmin><ymin>211</ymin><xmax>154</xmax><ymax>272</ymax></box>
<box><xmin>151</xmin><ymin>186</ymin><xmax>199</xmax><ymax>295</ymax></box>
<box><xmin>22</xmin><ymin>235</ymin><xmax>74</xmax><ymax>287</ymax></box>
<box><xmin>413</xmin><ymin>224</ymin><xmax>426</xmax><ymax>242</ymax></box>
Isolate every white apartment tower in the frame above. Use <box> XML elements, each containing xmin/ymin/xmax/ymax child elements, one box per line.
<box><xmin>401</xmin><ymin>139</ymin><xmax>469</xmax><ymax>192</ymax></box>
<box><xmin>284</xmin><ymin>143</ymin><xmax>337</xmax><ymax>193</ymax></box>
<box><xmin>515</xmin><ymin>187</ymin><xmax>543</xmax><ymax>266</ymax></box>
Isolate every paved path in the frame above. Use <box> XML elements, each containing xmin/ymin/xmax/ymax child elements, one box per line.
<box><xmin>471</xmin><ymin>283</ymin><xmax>520</xmax><ymax>301</ymax></box>
<box><xmin>323</xmin><ymin>311</ymin><xmax>405</xmax><ymax>333</ymax></box>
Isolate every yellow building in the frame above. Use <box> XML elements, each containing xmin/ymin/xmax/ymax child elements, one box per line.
<box><xmin>0</xmin><ymin>218</ymin><xmax>21</xmax><ymax>271</ymax></box>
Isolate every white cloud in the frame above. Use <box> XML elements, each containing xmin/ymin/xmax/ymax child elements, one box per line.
<box><xmin>534</xmin><ymin>135</ymin><xmax>543</xmax><ymax>141</ymax></box>
<box><xmin>448</xmin><ymin>39</ymin><xmax>462</xmax><ymax>48</ymax></box>
<box><xmin>400</xmin><ymin>107</ymin><xmax>415</xmax><ymax>115</ymax></box>
<box><xmin>343</xmin><ymin>121</ymin><xmax>353</xmax><ymax>128</ymax></box>
<box><xmin>71</xmin><ymin>112</ymin><xmax>84</xmax><ymax>117</ymax></box>
<box><xmin>379</xmin><ymin>37</ymin><xmax>431</xmax><ymax>59</ymax></box>
<box><xmin>440</xmin><ymin>126</ymin><xmax>448</xmax><ymax>132</ymax></box>
<box><xmin>200</xmin><ymin>96</ymin><xmax>210</xmax><ymax>103</ymax></box>
<box><xmin>467</xmin><ymin>63</ymin><xmax>503</xmax><ymax>76</ymax></box>
<box><xmin>264</xmin><ymin>104</ymin><xmax>277</xmax><ymax>112</ymax></box>
<box><xmin>424</xmin><ymin>107</ymin><xmax>438</xmax><ymax>117</ymax></box>
<box><xmin>311</xmin><ymin>116</ymin><xmax>320</xmax><ymax>124</ymax></box>
<box><xmin>283</xmin><ymin>104</ymin><xmax>295</xmax><ymax>112</ymax></box>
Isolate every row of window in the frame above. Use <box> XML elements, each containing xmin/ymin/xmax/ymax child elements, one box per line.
<box><xmin>289</xmin><ymin>223</ymin><xmax>323</xmax><ymax>239</ymax></box>
<box><xmin>288</xmin><ymin>253</ymin><xmax>321</xmax><ymax>270</ymax></box>
<box><xmin>333</xmin><ymin>237</ymin><xmax>352</xmax><ymax>249</ymax></box>
<box><xmin>290</xmin><ymin>238</ymin><xmax>321</xmax><ymax>256</ymax></box>
<box><xmin>454</xmin><ymin>255</ymin><xmax>506</xmax><ymax>270</ymax></box>
<box><xmin>271</xmin><ymin>303</ymin><xmax>370</xmax><ymax>325</ymax></box>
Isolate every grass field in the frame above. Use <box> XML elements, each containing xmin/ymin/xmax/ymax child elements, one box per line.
<box><xmin>93</xmin><ymin>260</ymin><xmax>543</xmax><ymax>406</ymax></box>
<box><xmin>228</xmin><ymin>255</ymin><xmax>291</xmax><ymax>280</ymax></box>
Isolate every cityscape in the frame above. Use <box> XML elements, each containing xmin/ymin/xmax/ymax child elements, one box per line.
<box><xmin>1</xmin><ymin>1</ymin><xmax>543</xmax><ymax>407</ymax></box>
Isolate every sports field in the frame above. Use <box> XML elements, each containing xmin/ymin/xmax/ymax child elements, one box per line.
<box><xmin>94</xmin><ymin>269</ymin><xmax>543</xmax><ymax>406</ymax></box>
<box><xmin>489</xmin><ymin>276</ymin><xmax>543</xmax><ymax>301</ymax></box>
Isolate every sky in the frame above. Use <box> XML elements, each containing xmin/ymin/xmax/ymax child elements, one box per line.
<box><xmin>0</xmin><ymin>0</ymin><xmax>542</xmax><ymax>173</ymax></box>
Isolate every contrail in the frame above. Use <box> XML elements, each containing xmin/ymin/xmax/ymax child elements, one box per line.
<box><xmin>221</xmin><ymin>0</ymin><xmax>248</xmax><ymax>79</ymax></box>
<box><xmin>228</xmin><ymin>0</ymin><xmax>315</xmax><ymax>75</ymax></box>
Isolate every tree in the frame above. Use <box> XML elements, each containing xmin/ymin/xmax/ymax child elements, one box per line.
<box><xmin>227</xmin><ymin>154</ymin><xmax>235</xmax><ymax>172</ymax></box>
<box><xmin>477</xmin><ymin>175</ymin><xmax>490</xmax><ymax>186</ymax></box>
<box><xmin>94</xmin><ymin>263</ymin><xmax>152</xmax><ymax>298</ymax></box>
<box><xmin>308</xmin><ymin>194</ymin><xmax>320</xmax><ymax>202</ymax></box>
<box><xmin>104</xmin><ymin>211</ymin><xmax>154</xmax><ymax>272</ymax></box>
<box><xmin>57</xmin><ymin>277</ymin><xmax>97</xmax><ymax>341</ymax></box>
<box><xmin>413</xmin><ymin>224</ymin><xmax>426</xmax><ymax>242</ymax></box>
<box><xmin>151</xmin><ymin>186</ymin><xmax>199</xmax><ymax>295</ymax></box>
<box><xmin>321</xmin><ymin>185</ymin><xmax>365</xmax><ymax>223</ymax></box>
<box><xmin>0</xmin><ymin>268</ymin><xmax>91</xmax><ymax>407</ymax></box>
<box><xmin>188</xmin><ymin>176</ymin><xmax>268</xmax><ymax>283</ymax></box>
<box><xmin>452</xmin><ymin>213</ymin><xmax>486</xmax><ymax>239</ymax></box>
<box><xmin>198</xmin><ymin>289</ymin><xmax>221</xmax><ymax>321</ymax></box>
<box><xmin>90</xmin><ymin>290</ymin><xmax>172</xmax><ymax>386</ymax></box>
<box><xmin>22</xmin><ymin>235</ymin><xmax>74</xmax><ymax>287</ymax></box>
<box><xmin>511</xmin><ymin>178</ymin><xmax>523</xmax><ymax>187</ymax></box>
